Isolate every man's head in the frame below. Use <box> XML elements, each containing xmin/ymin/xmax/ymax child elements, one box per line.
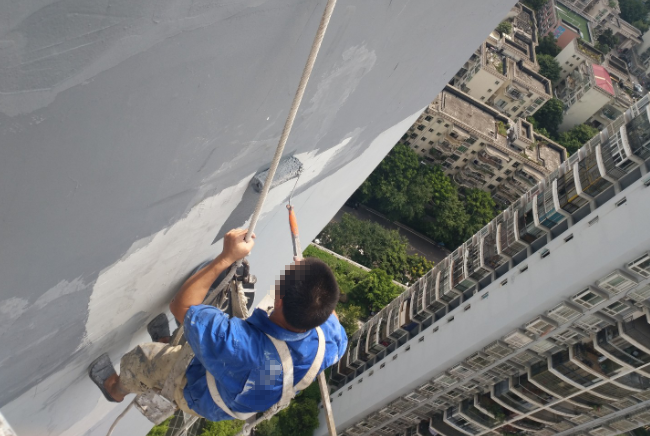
<box><xmin>275</xmin><ymin>257</ymin><xmax>339</xmax><ymax>331</ymax></box>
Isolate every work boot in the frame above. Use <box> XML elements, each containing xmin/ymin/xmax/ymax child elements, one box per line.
<box><xmin>147</xmin><ymin>313</ymin><xmax>171</xmax><ymax>343</ymax></box>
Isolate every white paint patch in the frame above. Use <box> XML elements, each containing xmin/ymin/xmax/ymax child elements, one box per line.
<box><xmin>82</xmin><ymin>175</ymin><xmax>254</xmax><ymax>346</ymax></box>
<box><xmin>0</xmin><ymin>297</ymin><xmax>29</xmax><ymax>327</ymax></box>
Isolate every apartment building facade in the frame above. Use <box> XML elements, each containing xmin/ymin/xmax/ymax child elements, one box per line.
<box><xmin>319</xmin><ymin>95</ymin><xmax>650</xmax><ymax>436</ymax></box>
<box><xmin>453</xmin><ymin>4</ymin><xmax>552</xmax><ymax>121</ymax></box>
<box><xmin>403</xmin><ymin>86</ymin><xmax>565</xmax><ymax>206</ymax></box>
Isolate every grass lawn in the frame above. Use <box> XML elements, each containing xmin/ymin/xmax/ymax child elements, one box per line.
<box><xmin>556</xmin><ymin>2</ymin><xmax>592</xmax><ymax>42</ymax></box>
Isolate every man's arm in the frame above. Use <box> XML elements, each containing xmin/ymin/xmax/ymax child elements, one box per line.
<box><xmin>170</xmin><ymin>229</ymin><xmax>255</xmax><ymax>324</ymax></box>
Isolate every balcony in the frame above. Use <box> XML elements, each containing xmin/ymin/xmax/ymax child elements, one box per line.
<box><xmin>492</xmin><ymin>381</ymin><xmax>539</xmax><ymax>415</ymax></box>
<box><xmin>478</xmin><ymin>150</ymin><xmax>503</xmax><ymax>170</ymax></box>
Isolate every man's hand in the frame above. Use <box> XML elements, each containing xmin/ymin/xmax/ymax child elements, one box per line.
<box><xmin>221</xmin><ymin>229</ymin><xmax>255</xmax><ymax>263</ymax></box>
<box><xmin>170</xmin><ymin>228</ymin><xmax>255</xmax><ymax>323</ymax></box>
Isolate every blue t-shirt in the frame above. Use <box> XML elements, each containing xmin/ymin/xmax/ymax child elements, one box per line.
<box><xmin>183</xmin><ymin>306</ymin><xmax>348</xmax><ymax>421</ymax></box>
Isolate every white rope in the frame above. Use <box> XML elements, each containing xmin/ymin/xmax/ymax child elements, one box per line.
<box><xmin>105</xmin><ymin>400</ymin><xmax>134</xmax><ymax>436</ymax></box>
<box><xmin>245</xmin><ymin>0</ymin><xmax>338</xmax><ymax>243</ymax></box>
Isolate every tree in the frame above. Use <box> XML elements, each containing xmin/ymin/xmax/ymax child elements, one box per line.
<box><xmin>537</xmin><ymin>54</ymin><xmax>562</xmax><ymax>83</ymax></box>
<box><xmin>358</xmin><ymin>143</ymin><xmax>437</xmax><ymax>222</ymax></box>
<box><xmin>423</xmin><ymin>194</ymin><xmax>470</xmax><ymax>248</ymax></box>
<box><xmin>522</xmin><ymin>0</ymin><xmax>549</xmax><ymax>11</ymax></box>
<box><xmin>463</xmin><ymin>189</ymin><xmax>497</xmax><ymax>236</ymax></box>
<box><xmin>337</xmin><ymin>304</ymin><xmax>362</xmax><ymax>336</ymax></box>
<box><xmin>619</xmin><ymin>0</ymin><xmax>648</xmax><ymax>24</ymax></box>
<box><xmin>277</xmin><ymin>398</ymin><xmax>320</xmax><ymax>436</ymax></box>
<box><xmin>558</xmin><ymin>124</ymin><xmax>599</xmax><ymax>155</ymax></box>
<box><xmin>351</xmin><ymin>269</ymin><xmax>402</xmax><ymax>312</ymax></box>
<box><xmin>536</xmin><ymin>34</ymin><xmax>561</xmax><ymax>57</ymax></box>
<box><xmin>199</xmin><ymin>420</ymin><xmax>244</xmax><ymax>436</ymax></box>
<box><xmin>496</xmin><ymin>21</ymin><xmax>513</xmax><ymax>36</ymax></box>
<box><xmin>318</xmin><ymin>213</ymin><xmax>423</xmax><ymax>283</ymax></box>
<box><xmin>529</xmin><ymin>98</ymin><xmax>564</xmax><ymax>137</ymax></box>
<box><xmin>597</xmin><ymin>29</ymin><xmax>618</xmax><ymax>51</ymax></box>
<box><xmin>596</xmin><ymin>42</ymin><xmax>611</xmax><ymax>53</ymax></box>
<box><xmin>407</xmin><ymin>255</ymin><xmax>434</xmax><ymax>282</ymax></box>
<box><xmin>634</xmin><ymin>19</ymin><xmax>650</xmax><ymax>33</ymax></box>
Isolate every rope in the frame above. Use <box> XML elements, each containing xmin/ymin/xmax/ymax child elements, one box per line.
<box><xmin>244</xmin><ymin>0</ymin><xmax>338</xmax><ymax>243</ymax></box>
<box><xmin>105</xmin><ymin>400</ymin><xmax>134</xmax><ymax>436</ymax></box>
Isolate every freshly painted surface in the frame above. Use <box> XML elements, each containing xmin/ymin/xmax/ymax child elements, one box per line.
<box><xmin>0</xmin><ymin>0</ymin><xmax>518</xmax><ymax>434</ymax></box>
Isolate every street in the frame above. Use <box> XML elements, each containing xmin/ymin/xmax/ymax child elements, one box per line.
<box><xmin>331</xmin><ymin>205</ymin><xmax>450</xmax><ymax>264</ymax></box>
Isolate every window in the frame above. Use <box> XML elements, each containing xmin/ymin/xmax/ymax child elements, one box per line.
<box><xmin>496</xmin><ymin>177</ymin><xmax>503</xmax><ymax>182</ymax></box>
<box><xmin>597</xmin><ymin>270</ymin><xmax>637</xmax><ymax>294</ymax></box>
<box><xmin>437</xmin><ymin>119</ymin><xmax>443</xmax><ymax>124</ymax></box>
<box><xmin>504</xmin><ymin>169</ymin><xmax>512</xmax><ymax>175</ymax></box>
<box><xmin>457</xmin><ymin>145</ymin><xmax>469</xmax><ymax>153</ymax></box>
<box><xmin>417</xmin><ymin>124</ymin><xmax>425</xmax><ymax>131</ymax></box>
<box><xmin>572</xmin><ymin>288</ymin><xmax>606</xmax><ymax>309</ymax></box>
<box><xmin>569</xmin><ymin>63</ymin><xmax>574</xmax><ymax>67</ymax></box>
<box><xmin>566</xmin><ymin>61</ymin><xmax>570</xmax><ymax>64</ymax></box>
<box><xmin>495</xmin><ymin>81</ymin><xmax>500</xmax><ymax>85</ymax></box>
<box><xmin>480</xmin><ymin>96</ymin><xmax>485</xmax><ymax>100</ymax></box>
<box><xmin>421</xmin><ymin>137</ymin><xmax>426</xmax><ymax>141</ymax></box>
<box><xmin>525</xmin><ymin>316</ymin><xmax>556</xmax><ymax>335</ymax></box>
<box><xmin>572</xmin><ymin>54</ymin><xmax>576</xmax><ymax>58</ymax></box>
<box><xmin>534</xmin><ymin>97</ymin><xmax>544</xmax><ymax>104</ymax></box>
<box><xmin>601</xmin><ymin>301</ymin><xmax>630</xmax><ymax>317</ymax></box>
<box><xmin>428</xmin><ymin>140</ymin><xmax>434</xmax><ymax>145</ymax></box>
<box><xmin>436</xmin><ymin>132</ymin><xmax>442</xmax><ymax>136</ymax></box>
<box><xmin>488</xmin><ymin>184</ymin><xmax>495</xmax><ymax>189</ymax></box>
<box><xmin>488</xmin><ymin>88</ymin><xmax>493</xmax><ymax>93</ymax></box>
<box><xmin>512</xmin><ymin>106</ymin><xmax>520</xmax><ymax>112</ymax></box>
<box><xmin>410</xmin><ymin>133</ymin><xmax>417</xmax><ymax>138</ymax></box>
<box><xmin>628</xmin><ymin>253</ymin><xmax>650</xmax><ymax>278</ymax></box>
<box><xmin>512</xmin><ymin>162</ymin><xmax>520</xmax><ymax>167</ymax></box>
<box><xmin>445</xmin><ymin>123</ymin><xmax>450</xmax><ymax>127</ymax></box>
<box><xmin>466</xmin><ymin>137</ymin><xmax>477</xmax><ymax>144</ymax></box>
<box><xmin>425</xmin><ymin>115</ymin><xmax>433</xmax><ymax>121</ymax></box>
<box><xmin>576</xmin><ymin>57</ymin><xmax>581</xmax><ymax>61</ymax></box>
<box><xmin>404</xmin><ymin>141</ymin><xmax>410</xmax><ymax>146</ymax></box>
<box><xmin>463</xmin><ymin>158</ymin><xmax>469</xmax><ymax>162</ymax></box>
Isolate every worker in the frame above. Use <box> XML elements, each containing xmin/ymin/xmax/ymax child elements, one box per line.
<box><xmin>89</xmin><ymin>228</ymin><xmax>348</xmax><ymax>422</ymax></box>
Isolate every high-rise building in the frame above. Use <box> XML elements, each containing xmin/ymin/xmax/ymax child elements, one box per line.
<box><xmin>319</xmin><ymin>95</ymin><xmax>650</xmax><ymax>436</ymax></box>
<box><xmin>402</xmin><ymin>85</ymin><xmax>565</xmax><ymax>206</ymax></box>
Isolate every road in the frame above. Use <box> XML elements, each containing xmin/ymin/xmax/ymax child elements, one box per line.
<box><xmin>331</xmin><ymin>205</ymin><xmax>450</xmax><ymax>264</ymax></box>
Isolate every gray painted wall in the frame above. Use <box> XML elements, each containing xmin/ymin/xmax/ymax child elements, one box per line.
<box><xmin>0</xmin><ymin>0</ymin><xmax>518</xmax><ymax>434</ymax></box>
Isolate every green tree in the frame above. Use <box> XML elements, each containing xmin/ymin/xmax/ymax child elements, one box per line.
<box><xmin>318</xmin><ymin>214</ymin><xmax>430</xmax><ymax>283</ymax></box>
<box><xmin>596</xmin><ymin>42</ymin><xmax>611</xmax><ymax>53</ymax></box>
<box><xmin>537</xmin><ymin>54</ymin><xmax>562</xmax><ymax>83</ymax></box>
<box><xmin>558</xmin><ymin>124</ymin><xmax>599</xmax><ymax>154</ymax></box>
<box><xmin>634</xmin><ymin>19</ymin><xmax>650</xmax><ymax>33</ymax></box>
<box><xmin>407</xmin><ymin>255</ymin><xmax>434</xmax><ymax>282</ymax></box>
<box><xmin>522</xmin><ymin>0</ymin><xmax>549</xmax><ymax>11</ymax></box>
<box><xmin>351</xmin><ymin>269</ymin><xmax>402</xmax><ymax>312</ymax></box>
<box><xmin>337</xmin><ymin>304</ymin><xmax>362</xmax><ymax>336</ymax></box>
<box><xmin>597</xmin><ymin>29</ymin><xmax>618</xmax><ymax>51</ymax></box>
<box><xmin>199</xmin><ymin>420</ymin><xmax>244</xmax><ymax>436</ymax></box>
<box><xmin>147</xmin><ymin>418</ymin><xmax>171</xmax><ymax>436</ymax></box>
<box><xmin>277</xmin><ymin>398</ymin><xmax>320</xmax><ymax>436</ymax></box>
<box><xmin>424</xmin><ymin>195</ymin><xmax>470</xmax><ymax>248</ymax></box>
<box><xmin>496</xmin><ymin>21</ymin><xmax>513</xmax><ymax>36</ymax></box>
<box><xmin>536</xmin><ymin>34</ymin><xmax>561</xmax><ymax>57</ymax></box>
<box><xmin>529</xmin><ymin>98</ymin><xmax>564</xmax><ymax>137</ymax></box>
<box><xmin>619</xmin><ymin>0</ymin><xmax>648</xmax><ymax>23</ymax></box>
<box><xmin>463</xmin><ymin>189</ymin><xmax>497</xmax><ymax>236</ymax></box>
<box><xmin>609</xmin><ymin>0</ymin><xmax>618</xmax><ymax>7</ymax></box>
<box><xmin>358</xmin><ymin>144</ymin><xmax>436</xmax><ymax>221</ymax></box>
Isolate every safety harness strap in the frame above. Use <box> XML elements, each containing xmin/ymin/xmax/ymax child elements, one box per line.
<box><xmin>206</xmin><ymin>326</ymin><xmax>325</xmax><ymax>419</ymax></box>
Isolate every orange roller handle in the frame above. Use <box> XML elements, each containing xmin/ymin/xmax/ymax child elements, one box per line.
<box><xmin>287</xmin><ymin>205</ymin><xmax>302</xmax><ymax>259</ymax></box>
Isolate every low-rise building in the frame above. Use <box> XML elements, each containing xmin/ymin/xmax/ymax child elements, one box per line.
<box><xmin>453</xmin><ymin>3</ymin><xmax>552</xmax><ymax>120</ymax></box>
<box><xmin>556</xmin><ymin>62</ymin><xmax>633</xmax><ymax>131</ymax></box>
<box><xmin>402</xmin><ymin>86</ymin><xmax>565</xmax><ymax>206</ymax></box>
<box><xmin>539</xmin><ymin>0</ymin><xmax>642</xmax><ymax>52</ymax></box>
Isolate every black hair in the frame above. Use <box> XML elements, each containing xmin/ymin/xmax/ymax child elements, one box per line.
<box><xmin>277</xmin><ymin>257</ymin><xmax>339</xmax><ymax>331</ymax></box>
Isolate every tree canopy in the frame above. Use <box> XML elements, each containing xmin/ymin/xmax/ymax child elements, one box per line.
<box><xmin>463</xmin><ymin>189</ymin><xmax>498</xmax><ymax>236</ymax></box>
<box><xmin>522</xmin><ymin>0</ymin><xmax>549</xmax><ymax>11</ymax></box>
<box><xmin>597</xmin><ymin>29</ymin><xmax>618</xmax><ymax>52</ymax></box>
<box><xmin>619</xmin><ymin>0</ymin><xmax>649</xmax><ymax>24</ymax></box>
<box><xmin>558</xmin><ymin>124</ymin><xmax>599</xmax><ymax>155</ymax></box>
<box><xmin>528</xmin><ymin>98</ymin><xmax>564</xmax><ymax>137</ymax></box>
<box><xmin>496</xmin><ymin>21</ymin><xmax>513</xmax><ymax>36</ymax></box>
<box><xmin>537</xmin><ymin>54</ymin><xmax>562</xmax><ymax>83</ymax></box>
<box><xmin>536</xmin><ymin>34</ymin><xmax>561</xmax><ymax>57</ymax></box>
<box><xmin>351</xmin><ymin>269</ymin><xmax>403</xmax><ymax>312</ymax></box>
<box><xmin>317</xmin><ymin>213</ymin><xmax>432</xmax><ymax>284</ymax></box>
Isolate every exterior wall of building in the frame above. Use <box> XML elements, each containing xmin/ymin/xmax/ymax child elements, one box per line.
<box><xmin>403</xmin><ymin>86</ymin><xmax>563</xmax><ymax>206</ymax></box>
<box><xmin>560</xmin><ymin>88</ymin><xmax>612</xmax><ymax>131</ymax></box>
<box><xmin>320</xmin><ymin>95</ymin><xmax>650</xmax><ymax>436</ymax></box>
<box><xmin>0</xmin><ymin>1</ymin><xmax>526</xmax><ymax>435</ymax></box>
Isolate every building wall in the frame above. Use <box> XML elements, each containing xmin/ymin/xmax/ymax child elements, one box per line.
<box><xmin>560</xmin><ymin>88</ymin><xmax>612</xmax><ymax>131</ymax></box>
<box><xmin>0</xmin><ymin>0</ymin><xmax>523</xmax><ymax>435</ymax></box>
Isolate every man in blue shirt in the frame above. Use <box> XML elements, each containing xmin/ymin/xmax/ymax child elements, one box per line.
<box><xmin>91</xmin><ymin>229</ymin><xmax>348</xmax><ymax>422</ymax></box>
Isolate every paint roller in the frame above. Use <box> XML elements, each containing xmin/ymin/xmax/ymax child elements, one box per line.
<box><xmin>250</xmin><ymin>156</ymin><xmax>303</xmax><ymax>193</ymax></box>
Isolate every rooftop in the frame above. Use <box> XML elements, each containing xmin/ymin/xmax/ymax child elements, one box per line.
<box><xmin>440</xmin><ymin>91</ymin><xmax>500</xmax><ymax>138</ymax></box>
<box><xmin>514</xmin><ymin>62</ymin><xmax>552</xmax><ymax>95</ymax></box>
<box><xmin>592</xmin><ymin>64</ymin><xmax>615</xmax><ymax>96</ymax></box>
<box><xmin>556</xmin><ymin>2</ymin><xmax>592</xmax><ymax>42</ymax></box>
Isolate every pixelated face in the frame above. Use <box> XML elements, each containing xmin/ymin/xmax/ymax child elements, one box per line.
<box><xmin>274</xmin><ymin>259</ymin><xmax>310</xmax><ymax>299</ymax></box>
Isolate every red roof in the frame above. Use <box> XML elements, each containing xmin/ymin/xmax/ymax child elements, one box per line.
<box><xmin>592</xmin><ymin>64</ymin><xmax>615</xmax><ymax>96</ymax></box>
